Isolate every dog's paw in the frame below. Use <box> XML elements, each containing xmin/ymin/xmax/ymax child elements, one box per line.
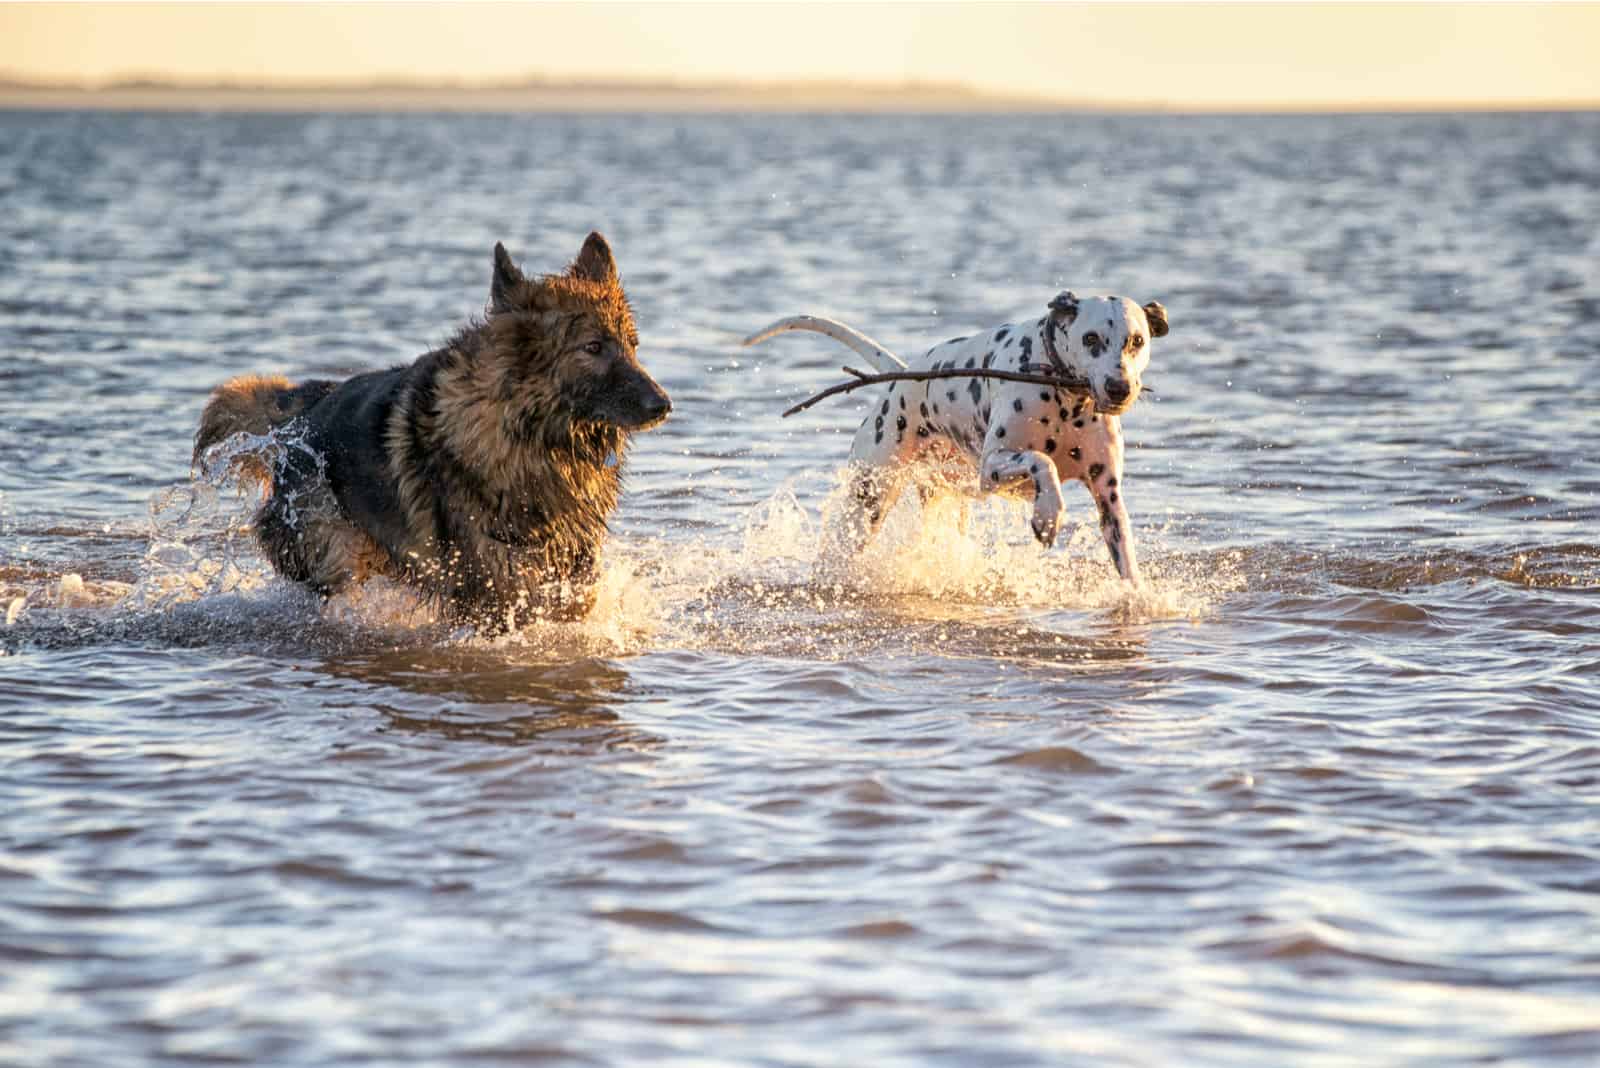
<box><xmin>1031</xmin><ymin>513</ymin><xmax>1059</xmax><ymax>548</ymax></box>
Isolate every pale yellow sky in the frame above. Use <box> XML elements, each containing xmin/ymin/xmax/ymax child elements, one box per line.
<box><xmin>2</xmin><ymin>2</ymin><xmax>1598</xmax><ymax>108</ymax></box>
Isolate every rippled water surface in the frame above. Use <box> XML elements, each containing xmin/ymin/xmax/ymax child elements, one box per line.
<box><xmin>4</xmin><ymin>111</ymin><xmax>1600</xmax><ymax>1066</ymax></box>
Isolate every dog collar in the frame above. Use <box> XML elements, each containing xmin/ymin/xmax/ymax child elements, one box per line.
<box><xmin>1042</xmin><ymin>316</ymin><xmax>1089</xmax><ymax>392</ymax></box>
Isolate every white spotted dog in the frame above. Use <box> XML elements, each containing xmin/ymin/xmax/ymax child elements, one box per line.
<box><xmin>744</xmin><ymin>292</ymin><xmax>1168</xmax><ymax>584</ymax></box>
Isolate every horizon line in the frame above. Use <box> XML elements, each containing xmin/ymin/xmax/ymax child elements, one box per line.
<box><xmin>0</xmin><ymin>73</ymin><xmax>1595</xmax><ymax>116</ymax></box>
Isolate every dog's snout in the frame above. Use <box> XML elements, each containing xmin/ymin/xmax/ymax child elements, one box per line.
<box><xmin>633</xmin><ymin>370</ymin><xmax>672</xmax><ymax>422</ymax></box>
<box><xmin>1104</xmin><ymin>379</ymin><xmax>1132</xmax><ymax>406</ymax></box>
<box><xmin>642</xmin><ymin>389</ymin><xmax>672</xmax><ymax>420</ymax></box>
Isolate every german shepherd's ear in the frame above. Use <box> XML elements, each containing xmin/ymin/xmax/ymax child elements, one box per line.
<box><xmin>571</xmin><ymin>231</ymin><xmax>619</xmax><ymax>287</ymax></box>
<box><xmin>491</xmin><ymin>242</ymin><xmax>525</xmax><ymax>314</ymax></box>
<box><xmin>1142</xmin><ymin>301</ymin><xmax>1169</xmax><ymax>338</ymax></box>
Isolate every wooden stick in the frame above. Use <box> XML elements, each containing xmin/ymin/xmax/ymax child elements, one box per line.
<box><xmin>782</xmin><ymin>366</ymin><xmax>1093</xmax><ymax>419</ymax></box>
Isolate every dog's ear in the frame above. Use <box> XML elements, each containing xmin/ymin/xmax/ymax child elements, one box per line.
<box><xmin>490</xmin><ymin>242</ymin><xmax>524</xmax><ymax>313</ymax></box>
<box><xmin>571</xmin><ymin>231</ymin><xmax>619</xmax><ymax>287</ymax></box>
<box><xmin>1142</xmin><ymin>301</ymin><xmax>1169</xmax><ymax>338</ymax></box>
<box><xmin>1048</xmin><ymin>291</ymin><xmax>1079</xmax><ymax>323</ymax></box>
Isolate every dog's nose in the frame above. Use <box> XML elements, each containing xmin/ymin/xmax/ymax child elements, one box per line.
<box><xmin>643</xmin><ymin>391</ymin><xmax>672</xmax><ymax>420</ymax></box>
<box><xmin>1104</xmin><ymin>379</ymin><xmax>1132</xmax><ymax>406</ymax></box>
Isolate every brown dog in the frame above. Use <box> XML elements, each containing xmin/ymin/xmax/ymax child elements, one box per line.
<box><xmin>194</xmin><ymin>233</ymin><xmax>670</xmax><ymax>629</ymax></box>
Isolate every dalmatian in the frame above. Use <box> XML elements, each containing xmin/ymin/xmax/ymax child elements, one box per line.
<box><xmin>744</xmin><ymin>292</ymin><xmax>1168</xmax><ymax>584</ymax></box>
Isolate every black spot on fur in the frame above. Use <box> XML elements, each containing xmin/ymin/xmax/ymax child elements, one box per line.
<box><xmin>899</xmin><ymin>396</ymin><xmax>906</xmax><ymax>410</ymax></box>
<box><xmin>1018</xmin><ymin>336</ymin><xmax>1032</xmax><ymax>359</ymax></box>
<box><xmin>968</xmin><ymin>379</ymin><xmax>982</xmax><ymax>404</ymax></box>
<box><xmin>1069</xmin><ymin>446</ymin><xmax>1082</xmax><ymax>461</ymax></box>
<box><xmin>881</xmin><ymin>400</ymin><xmax>889</xmax><ymax>416</ymax></box>
<box><xmin>1089</xmin><ymin>463</ymin><xmax>1105</xmax><ymax>480</ymax></box>
<box><xmin>965</xmin><ymin>356</ymin><xmax>976</xmax><ymax>369</ymax></box>
<box><xmin>1039</xmin><ymin>391</ymin><xmax>1051</xmax><ymax>401</ymax></box>
<box><xmin>947</xmin><ymin>390</ymin><xmax>957</xmax><ymax>402</ymax></box>
<box><xmin>982</xmin><ymin>351</ymin><xmax>995</xmax><ymax>368</ymax></box>
<box><xmin>1074</xmin><ymin>420</ymin><xmax>1085</xmax><ymax>429</ymax></box>
<box><xmin>896</xmin><ymin>414</ymin><xmax>907</xmax><ymax>431</ymax></box>
<box><xmin>1045</xmin><ymin>438</ymin><xmax>1056</xmax><ymax>453</ymax></box>
<box><xmin>1013</xmin><ymin>399</ymin><xmax>1024</xmax><ymax>413</ymax></box>
<box><xmin>995</xmin><ymin>328</ymin><xmax>1009</xmax><ymax>342</ymax></box>
<box><xmin>920</xmin><ymin>402</ymin><xmax>929</xmax><ymax>417</ymax></box>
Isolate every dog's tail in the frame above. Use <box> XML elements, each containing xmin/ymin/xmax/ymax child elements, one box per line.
<box><xmin>742</xmin><ymin>315</ymin><xmax>908</xmax><ymax>373</ymax></box>
<box><xmin>193</xmin><ymin>374</ymin><xmax>335</xmax><ymax>488</ymax></box>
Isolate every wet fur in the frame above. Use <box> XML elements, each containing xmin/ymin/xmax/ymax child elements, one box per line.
<box><xmin>193</xmin><ymin>233</ymin><xmax>670</xmax><ymax>629</ymax></box>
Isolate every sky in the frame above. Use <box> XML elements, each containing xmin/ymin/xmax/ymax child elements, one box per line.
<box><xmin>2</xmin><ymin>2</ymin><xmax>1598</xmax><ymax>109</ymax></box>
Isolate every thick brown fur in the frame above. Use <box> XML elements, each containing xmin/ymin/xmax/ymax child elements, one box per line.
<box><xmin>193</xmin><ymin>233</ymin><xmax>671</xmax><ymax>630</ymax></box>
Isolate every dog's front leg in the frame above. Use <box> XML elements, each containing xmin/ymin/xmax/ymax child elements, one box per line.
<box><xmin>1077</xmin><ymin>417</ymin><xmax>1142</xmax><ymax>585</ymax></box>
<box><xmin>979</xmin><ymin>447</ymin><xmax>1065</xmax><ymax>547</ymax></box>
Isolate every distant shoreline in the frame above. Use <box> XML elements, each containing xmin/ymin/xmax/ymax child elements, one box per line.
<box><xmin>0</xmin><ymin>78</ymin><xmax>1594</xmax><ymax>115</ymax></box>
<box><xmin>0</xmin><ymin>76</ymin><xmax>1067</xmax><ymax>114</ymax></box>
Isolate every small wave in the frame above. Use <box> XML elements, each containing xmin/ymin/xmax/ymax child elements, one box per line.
<box><xmin>1219</xmin><ymin>541</ymin><xmax>1600</xmax><ymax>594</ymax></box>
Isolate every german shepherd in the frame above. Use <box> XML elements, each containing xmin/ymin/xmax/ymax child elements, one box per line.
<box><xmin>193</xmin><ymin>232</ymin><xmax>671</xmax><ymax>629</ymax></box>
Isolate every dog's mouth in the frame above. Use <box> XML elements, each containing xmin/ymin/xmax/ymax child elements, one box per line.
<box><xmin>593</xmin><ymin>397</ymin><xmax>672</xmax><ymax>432</ymax></box>
<box><xmin>1093</xmin><ymin>380</ymin><xmax>1141</xmax><ymax>416</ymax></box>
<box><xmin>615</xmin><ymin>408</ymin><xmax>671</xmax><ymax>432</ymax></box>
<box><xmin>583</xmin><ymin>381</ymin><xmax>672</xmax><ymax>433</ymax></box>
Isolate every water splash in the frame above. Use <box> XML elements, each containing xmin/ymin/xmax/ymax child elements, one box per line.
<box><xmin>5</xmin><ymin>422</ymin><xmax>1232</xmax><ymax>662</ymax></box>
<box><xmin>600</xmin><ymin>471</ymin><xmax>1236</xmax><ymax>661</ymax></box>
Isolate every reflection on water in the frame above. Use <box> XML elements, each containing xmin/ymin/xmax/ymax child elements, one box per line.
<box><xmin>3</xmin><ymin>110</ymin><xmax>1599</xmax><ymax>1066</ymax></box>
<box><xmin>325</xmin><ymin>649</ymin><xmax>644</xmax><ymax>748</ymax></box>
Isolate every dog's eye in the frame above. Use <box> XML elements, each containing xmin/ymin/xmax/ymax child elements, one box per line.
<box><xmin>1131</xmin><ymin>335</ymin><xmax>1144</xmax><ymax>349</ymax></box>
<box><xmin>583</xmin><ymin>340</ymin><xmax>604</xmax><ymax>356</ymax></box>
<box><xmin>1082</xmin><ymin>332</ymin><xmax>1101</xmax><ymax>349</ymax></box>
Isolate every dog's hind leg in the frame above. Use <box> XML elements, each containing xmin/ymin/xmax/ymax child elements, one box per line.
<box><xmin>823</xmin><ymin>384</ymin><xmax>930</xmax><ymax>557</ymax></box>
<box><xmin>253</xmin><ymin>492</ymin><xmax>330</xmax><ymax>593</ymax></box>
<box><xmin>250</xmin><ymin>443</ymin><xmax>388</xmax><ymax>599</ymax></box>
<box><xmin>832</xmin><ymin>462</ymin><xmax>910</xmax><ymax>556</ymax></box>
<box><xmin>254</xmin><ymin>494</ymin><xmax>389</xmax><ymax>598</ymax></box>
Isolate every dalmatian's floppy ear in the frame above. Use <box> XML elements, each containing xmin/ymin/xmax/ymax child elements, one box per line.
<box><xmin>1141</xmin><ymin>301</ymin><xmax>1169</xmax><ymax>338</ymax></box>
<box><xmin>1048</xmin><ymin>291</ymin><xmax>1079</xmax><ymax>322</ymax></box>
